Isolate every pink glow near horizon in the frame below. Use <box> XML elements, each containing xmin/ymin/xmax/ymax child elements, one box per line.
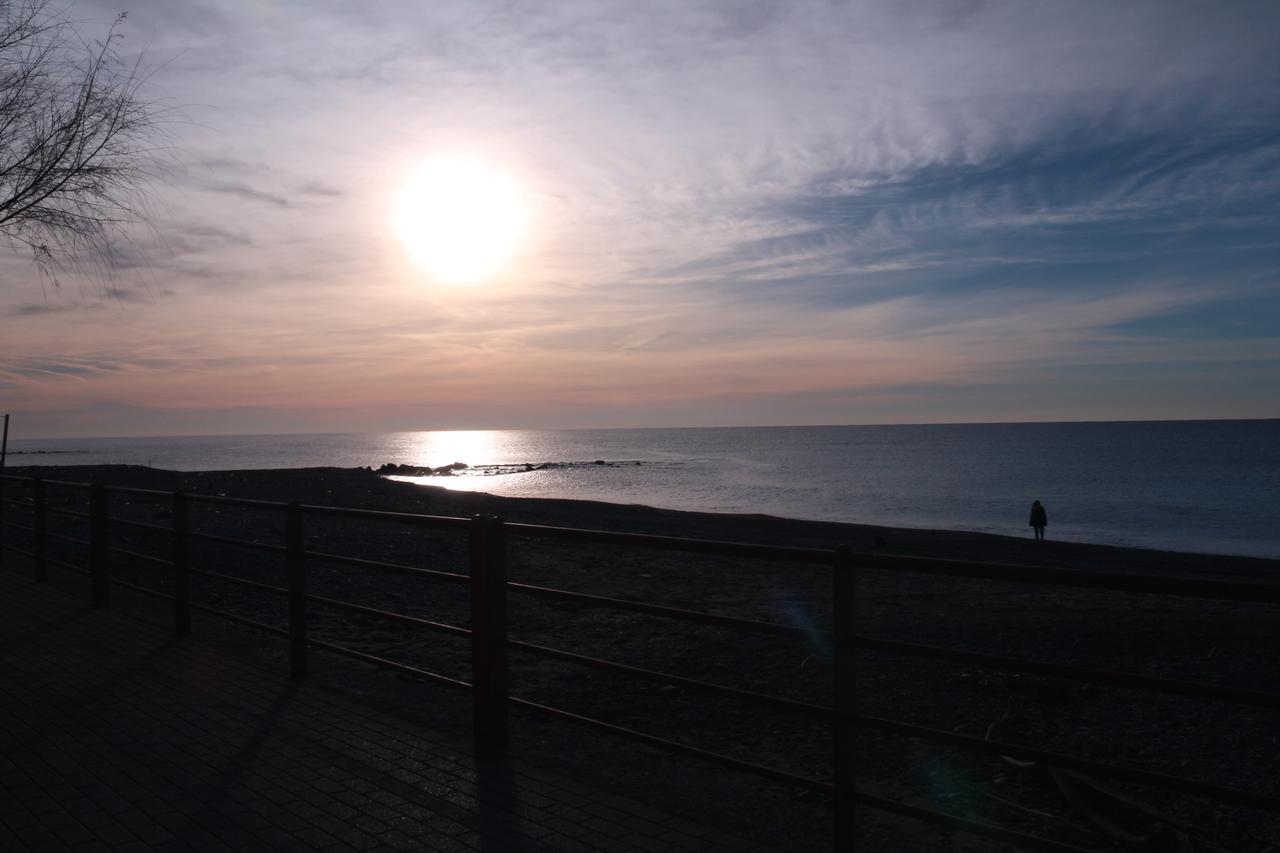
<box><xmin>3</xmin><ymin>2</ymin><xmax>1278</xmax><ymax>437</ymax></box>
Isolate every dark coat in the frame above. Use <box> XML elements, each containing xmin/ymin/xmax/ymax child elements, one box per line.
<box><xmin>1029</xmin><ymin>504</ymin><xmax>1047</xmax><ymax>528</ymax></box>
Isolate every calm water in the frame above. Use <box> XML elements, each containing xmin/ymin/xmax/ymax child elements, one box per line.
<box><xmin>6</xmin><ymin>421</ymin><xmax>1278</xmax><ymax>558</ymax></box>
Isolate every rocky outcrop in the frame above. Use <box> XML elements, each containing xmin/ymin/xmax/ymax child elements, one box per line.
<box><xmin>376</xmin><ymin>461</ymin><xmax>469</xmax><ymax>477</ymax></box>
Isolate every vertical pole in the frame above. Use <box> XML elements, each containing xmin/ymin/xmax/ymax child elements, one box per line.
<box><xmin>469</xmin><ymin>514</ymin><xmax>509</xmax><ymax>754</ymax></box>
<box><xmin>286</xmin><ymin>502</ymin><xmax>308</xmax><ymax>679</ymax></box>
<box><xmin>32</xmin><ymin>479</ymin><xmax>47</xmax><ymax>582</ymax></box>
<box><xmin>172</xmin><ymin>491</ymin><xmax>191</xmax><ymax>637</ymax></box>
<box><xmin>0</xmin><ymin>413</ymin><xmax>8</xmax><ymax>566</ymax></box>
<box><xmin>89</xmin><ymin>483</ymin><xmax>110</xmax><ymax>605</ymax></box>
<box><xmin>833</xmin><ymin>545</ymin><xmax>856</xmax><ymax>852</ymax></box>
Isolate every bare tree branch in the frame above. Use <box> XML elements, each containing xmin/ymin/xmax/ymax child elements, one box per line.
<box><xmin>0</xmin><ymin>1</ymin><xmax>165</xmax><ymax>278</ymax></box>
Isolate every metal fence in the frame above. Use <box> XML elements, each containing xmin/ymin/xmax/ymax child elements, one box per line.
<box><xmin>2</xmin><ymin>472</ymin><xmax>1278</xmax><ymax>852</ymax></box>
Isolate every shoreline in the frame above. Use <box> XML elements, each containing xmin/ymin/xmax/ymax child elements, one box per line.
<box><xmin>5</xmin><ymin>463</ymin><xmax>1278</xmax><ymax>578</ymax></box>
<box><xmin>6</xmin><ymin>419</ymin><xmax>1277</xmax><ymax>562</ymax></box>
<box><xmin>5</xmin><ymin>448</ymin><xmax>1274</xmax><ymax>560</ymax></box>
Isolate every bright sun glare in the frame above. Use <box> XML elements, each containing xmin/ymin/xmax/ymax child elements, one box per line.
<box><xmin>395</xmin><ymin>157</ymin><xmax>527</xmax><ymax>284</ymax></box>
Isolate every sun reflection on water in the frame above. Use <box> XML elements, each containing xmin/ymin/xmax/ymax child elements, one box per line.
<box><xmin>401</xmin><ymin>430</ymin><xmax>505</xmax><ymax>469</ymax></box>
<box><xmin>382</xmin><ymin>430</ymin><xmax>530</xmax><ymax>494</ymax></box>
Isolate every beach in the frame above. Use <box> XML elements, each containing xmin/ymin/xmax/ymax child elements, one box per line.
<box><xmin>4</xmin><ymin>464</ymin><xmax>1278</xmax><ymax>851</ymax></box>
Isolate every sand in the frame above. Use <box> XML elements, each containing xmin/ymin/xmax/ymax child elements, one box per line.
<box><xmin>3</xmin><ymin>464</ymin><xmax>1278</xmax><ymax>851</ymax></box>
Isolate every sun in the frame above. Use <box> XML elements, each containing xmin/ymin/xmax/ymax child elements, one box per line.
<box><xmin>395</xmin><ymin>157</ymin><xmax>528</xmax><ymax>284</ymax></box>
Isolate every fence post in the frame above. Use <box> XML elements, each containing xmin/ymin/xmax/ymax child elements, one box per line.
<box><xmin>172</xmin><ymin>491</ymin><xmax>191</xmax><ymax>637</ymax></box>
<box><xmin>89</xmin><ymin>483</ymin><xmax>110</xmax><ymax>605</ymax></box>
<box><xmin>0</xmin><ymin>475</ymin><xmax>6</xmax><ymax>568</ymax></box>
<box><xmin>32</xmin><ymin>479</ymin><xmax>47</xmax><ymax>582</ymax></box>
<box><xmin>286</xmin><ymin>502</ymin><xmax>308</xmax><ymax>680</ymax></box>
<box><xmin>469</xmin><ymin>514</ymin><xmax>509</xmax><ymax>754</ymax></box>
<box><xmin>0</xmin><ymin>414</ymin><xmax>6</xmax><ymax>566</ymax></box>
<box><xmin>833</xmin><ymin>545</ymin><xmax>856</xmax><ymax>852</ymax></box>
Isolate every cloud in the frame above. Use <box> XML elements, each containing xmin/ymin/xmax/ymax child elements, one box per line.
<box><xmin>9</xmin><ymin>303</ymin><xmax>79</xmax><ymax>317</ymax></box>
<box><xmin>7</xmin><ymin>1</ymin><xmax>1280</xmax><ymax>434</ymax></box>
<box><xmin>0</xmin><ymin>357</ymin><xmax>125</xmax><ymax>380</ymax></box>
<box><xmin>200</xmin><ymin>179</ymin><xmax>293</xmax><ymax>209</ymax></box>
<box><xmin>298</xmin><ymin>180</ymin><xmax>344</xmax><ymax>198</ymax></box>
<box><xmin>632</xmin><ymin>99</ymin><xmax>1280</xmax><ymax>318</ymax></box>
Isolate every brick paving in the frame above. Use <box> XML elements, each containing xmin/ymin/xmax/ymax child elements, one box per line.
<box><xmin>0</xmin><ymin>571</ymin><xmax>775</xmax><ymax>852</ymax></box>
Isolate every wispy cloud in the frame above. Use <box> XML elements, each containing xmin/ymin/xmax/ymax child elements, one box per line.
<box><xmin>200</xmin><ymin>180</ymin><xmax>293</xmax><ymax>209</ymax></box>
<box><xmin>5</xmin><ymin>0</ymin><xmax>1279</xmax><ymax>434</ymax></box>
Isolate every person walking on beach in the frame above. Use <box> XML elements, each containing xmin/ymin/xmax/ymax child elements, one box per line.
<box><xmin>1029</xmin><ymin>500</ymin><xmax>1047</xmax><ymax>542</ymax></box>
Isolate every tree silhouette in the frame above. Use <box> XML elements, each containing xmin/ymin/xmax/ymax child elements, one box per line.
<box><xmin>0</xmin><ymin>1</ymin><xmax>162</xmax><ymax>274</ymax></box>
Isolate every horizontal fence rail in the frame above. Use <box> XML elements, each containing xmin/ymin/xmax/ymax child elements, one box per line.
<box><xmin>306</xmin><ymin>547</ymin><xmax>470</xmax><ymax>584</ymax></box>
<box><xmin>187</xmin><ymin>528</ymin><xmax>288</xmax><ymax>555</ymax></box>
<box><xmin>2</xmin><ymin>471</ymin><xmax>1279</xmax><ymax>853</ymax></box>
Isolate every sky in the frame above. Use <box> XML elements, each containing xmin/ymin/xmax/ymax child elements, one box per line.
<box><xmin>2</xmin><ymin>0</ymin><xmax>1279</xmax><ymax>438</ymax></box>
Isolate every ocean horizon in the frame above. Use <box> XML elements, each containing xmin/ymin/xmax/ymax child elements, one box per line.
<box><xmin>5</xmin><ymin>419</ymin><xmax>1279</xmax><ymax>559</ymax></box>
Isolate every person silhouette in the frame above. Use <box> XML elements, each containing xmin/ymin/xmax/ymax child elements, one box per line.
<box><xmin>1029</xmin><ymin>500</ymin><xmax>1047</xmax><ymax>542</ymax></box>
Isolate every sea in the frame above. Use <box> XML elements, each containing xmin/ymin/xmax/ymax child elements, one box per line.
<box><xmin>4</xmin><ymin>420</ymin><xmax>1278</xmax><ymax>559</ymax></box>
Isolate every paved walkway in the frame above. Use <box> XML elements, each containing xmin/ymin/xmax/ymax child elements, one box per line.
<box><xmin>0</xmin><ymin>570</ymin><xmax>774</xmax><ymax>852</ymax></box>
